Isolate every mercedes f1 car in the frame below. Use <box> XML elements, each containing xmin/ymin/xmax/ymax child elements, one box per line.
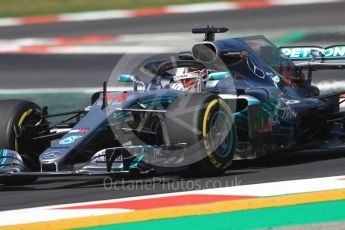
<box><xmin>1</xmin><ymin>26</ymin><xmax>345</xmax><ymax>185</ymax></box>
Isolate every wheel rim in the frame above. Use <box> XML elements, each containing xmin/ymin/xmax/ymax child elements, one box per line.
<box><xmin>209</xmin><ymin>111</ymin><xmax>234</xmax><ymax>159</ymax></box>
<box><xmin>16</xmin><ymin>109</ymin><xmax>45</xmax><ymax>170</ymax></box>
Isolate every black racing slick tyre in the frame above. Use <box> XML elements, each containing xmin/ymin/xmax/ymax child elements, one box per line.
<box><xmin>164</xmin><ymin>94</ymin><xmax>237</xmax><ymax>176</ymax></box>
<box><xmin>0</xmin><ymin>100</ymin><xmax>43</xmax><ymax>185</ymax></box>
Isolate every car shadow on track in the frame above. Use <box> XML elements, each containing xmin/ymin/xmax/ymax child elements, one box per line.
<box><xmin>0</xmin><ymin>170</ymin><xmax>256</xmax><ymax>191</ymax></box>
<box><xmin>231</xmin><ymin>148</ymin><xmax>345</xmax><ymax>169</ymax></box>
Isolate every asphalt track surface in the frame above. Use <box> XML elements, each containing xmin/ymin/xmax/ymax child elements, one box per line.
<box><xmin>1</xmin><ymin>2</ymin><xmax>345</xmax><ymax>39</ymax></box>
<box><xmin>0</xmin><ymin>54</ymin><xmax>343</xmax><ymax>89</ymax></box>
<box><xmin>0</xmin><ymin>54</ymin><xmax>116</xmax><ymax>88</ymax></box>
<box><xmin>1</xmin><ymin>149</ymin><xmax>345</xmax><ymax>211</ymax></box>
<box><xmin>1</xmin><ymin>3</ymin><xmax>345</xmax><ymax>212</ymax></box>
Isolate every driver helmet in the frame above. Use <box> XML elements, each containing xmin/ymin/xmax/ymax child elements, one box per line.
<box><xmin>170</xmin><ymin>67</ymin><xmax>206</xmax><ymax>92</ymax></box>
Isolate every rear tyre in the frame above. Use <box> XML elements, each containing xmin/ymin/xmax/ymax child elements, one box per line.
<box><xmin>164</xmin><ymin>94</ymin><xmax>236</xmax><ymax>176</ymax></box>
<box><xmin>0</xmin><ymin>100</ymin><xmax>44</xmax><ymax>185</ymax></box>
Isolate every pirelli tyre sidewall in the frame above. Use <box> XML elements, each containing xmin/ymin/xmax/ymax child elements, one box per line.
<box><xmin>0</xmin><ymin>100</ymin><xmax>42</xmax><ymax>185</ymax></box>
<box><xmin>164</xmin><ymin>93</ymin><xmax>236</xmax><ymax>176</ymax></box>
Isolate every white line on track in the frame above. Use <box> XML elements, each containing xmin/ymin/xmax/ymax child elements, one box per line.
<box><xmin>0</xmin><ymin>0</ymin><xmax>343</xmax><ymax>27</ymax></box>
<box><xmin>1</xmin><ymin>175</ymin><xmax>345</xmax><ymax>226</ymax></box>
<box><xmin>0</xmin><ymin>87</ymin><xmax>133</xmax><ymax>94</ymax></box>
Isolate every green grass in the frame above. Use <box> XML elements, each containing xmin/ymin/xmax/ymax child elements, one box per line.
<box><xmin>0</xmin><ymin>92</ymin><xmax>91</xmax><ymax>125</ymax></box>
<box><xmin>0</xmin><ymin>0</ymin><xmax>242</xmax><ymax>18</ymax></box>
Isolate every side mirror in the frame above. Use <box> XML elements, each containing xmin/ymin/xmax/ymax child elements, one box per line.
<box><xmin>118</xmin><ymin>74</ymin><xmax>136</xmax><ymax>82</ymax></box>
<box><xmin>118</xmin><ymin>74</ymin><xmax>145</xmax><ymax>91</ymax></box>
<box><xmin>208</xmin><ymin>72</ymin><xmax>232</xmax><ymax>80</ymax></box>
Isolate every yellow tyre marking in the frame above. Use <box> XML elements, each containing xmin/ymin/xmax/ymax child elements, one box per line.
<box><xmin>4</xmin><ymin>188</ymin><xmax>345</xmax><ymax>230</ymax></box>
<box><xmin>202</xmin><ymin>99</ymin><xmax>232</xmax><ymax>138</ymax></box>
<box><xmin>15</xmin><ymin>109</ymin><xmax>33</xmax><ymax>152</ymax></box>
<box><xmin>202</xmin><ymin>99</ymin><xmax>234</xmax><ymax>168</ymax></box>
<box><xmin>202</xmin><ymin>99</ymin><xmax>220</xmax><ymax>138</ymax></box>
<box><xmin>202</xmin><ymin>99</ymin><xmax>221</xmax><ymax>167</ymax></box>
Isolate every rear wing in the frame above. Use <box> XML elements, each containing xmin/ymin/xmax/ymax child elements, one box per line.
<box><xmin>279</xmin><ymin>45</ymin><xmax>345</xmax><ymax>70</ymax></box>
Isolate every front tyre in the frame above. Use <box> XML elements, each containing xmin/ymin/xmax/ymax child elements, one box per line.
<box><xmin>0</xmin><ymin>100</ymin><xmax>45</xmax><ymax>185</ymax></box>
<box><xmin>164</xmin><ymin>94</ymin><xmax>236</xmax><ymax>176</ymax></box>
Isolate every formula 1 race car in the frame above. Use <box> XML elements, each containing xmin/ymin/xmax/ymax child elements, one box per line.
<box><xmin>1</xmin><ymin>26</ymin><xmax>345</xmax><ymax>185</ymax></box>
